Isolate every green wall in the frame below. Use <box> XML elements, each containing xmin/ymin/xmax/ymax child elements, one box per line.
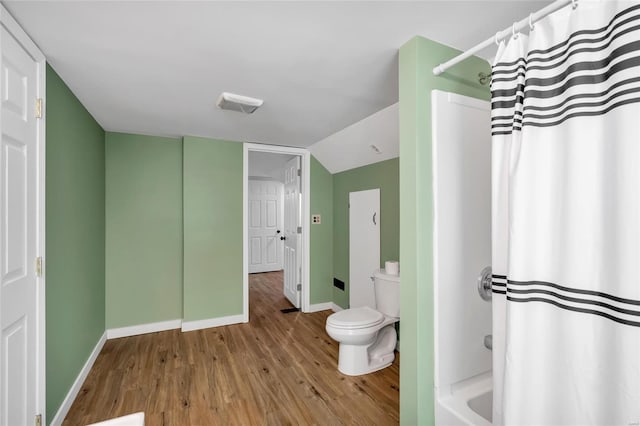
<box><xmin>105</xmin><ymin>133</ymin><xmax>183</xmax><ymax>328</ymax></box>
<box><xmin>309</xmin><ymin>156</ymin><xmax>333</xmax><ymax>304</ymax></box>
<box><xmin>183</xmin><ymin>136</ymin><xmax>243</xmax><ymax>321</ymax></box>
<box><xmin>399</xmin><ymin>36</ymin><xmax>490</xmax><ymax>425</ymax></box>
<box><xmin>332</xmin><ymin>158</ymin><xmax>399</xmax><ymax>308</ymax></box>
<box><xmin>45</xmin><ymin>65</ymin><xmax>106</xmax><ymax>422</ymax></box>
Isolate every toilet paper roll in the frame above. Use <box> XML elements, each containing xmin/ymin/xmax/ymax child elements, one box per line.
<box><xmin>385</xmin><ymin>261</ymin><xmax>399</xmax><ymax>276</ymax></box>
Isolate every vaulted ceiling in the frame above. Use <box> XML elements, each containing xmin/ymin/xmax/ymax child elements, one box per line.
<box><xmin>5</xmin><ymin>1</ymin><xmax>550</xmax><ymax>147</ymax></box>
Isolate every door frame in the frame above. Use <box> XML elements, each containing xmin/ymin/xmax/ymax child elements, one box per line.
<box><xmin>243</xmin><ymin>143</ymin><xmax>310</xmax><ymax>320</ymax></box>
<box><xmin>0</xmin><ymin>4</ymin><xmax>47</xmax><ymax>422</ymax></box>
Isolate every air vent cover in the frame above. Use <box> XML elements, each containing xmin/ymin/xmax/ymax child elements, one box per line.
<box><xmin>216</xmin><ymin>92</ymin><xmax>263</xmax><ymax>114</ymax></box>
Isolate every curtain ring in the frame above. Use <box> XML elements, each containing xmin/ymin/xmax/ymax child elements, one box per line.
<box><xmin>529</xmin><ymin>13</ymin><xmax>535</xmax><ymax>31</ymax></box>
<box><xmin>512</xmin><ymin>22</ymin><xmax>519</xmax><ymax>39</ymax></box>
<box><xmin>571</xmin><ymin>0</ymin><xmax>578</xmax><ymax>9</ymax></box>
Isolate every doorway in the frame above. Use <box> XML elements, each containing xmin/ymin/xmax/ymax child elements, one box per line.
<box><xmin>243</xmin><ymin>144</ymin><xmax>310</xmax><ymax>321</ymax></box>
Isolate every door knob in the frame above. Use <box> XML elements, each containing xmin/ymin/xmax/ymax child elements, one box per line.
<box><xmin>276</xmin><ymin>230</ymin><xmax>281</xmax><ymax>234</ymax></box>
<box><xmin>280</xmin><ymin>236</ymin><xmax>286</xmax><ymax>241</ymax></box>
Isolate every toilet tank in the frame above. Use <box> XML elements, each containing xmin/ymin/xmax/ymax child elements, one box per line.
<box><xmin>374</xmin><ymin>269</ymin><xmax>400</xmax><ymax>318</ymax></box>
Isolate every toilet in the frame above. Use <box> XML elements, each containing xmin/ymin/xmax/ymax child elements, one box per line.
<box><xmin>325</xmin><ymin>269</ymin><xmax>400</xmax><ymax>376</ymax></box>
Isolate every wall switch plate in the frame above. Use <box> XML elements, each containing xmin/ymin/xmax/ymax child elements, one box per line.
<box><xmin>311</xmin><ymin>214</ymin><xmax>321</xmax><ymax>224</ymax></box>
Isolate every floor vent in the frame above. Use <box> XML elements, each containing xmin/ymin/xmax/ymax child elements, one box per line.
<box><xmin>280</xmin><ymin>307</ymin><xmax>300</xmax><ymax>314</ymax></box>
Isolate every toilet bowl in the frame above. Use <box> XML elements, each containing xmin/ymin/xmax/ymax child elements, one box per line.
<box><xmin>326</xmin><ymin>306</ymin><xmax>398</xmax><ymax>375</ymax></box>
<box><xmin>325</xmin><ymin>269</ymin><xmax>400</xmax><ymax>376</ymax></box>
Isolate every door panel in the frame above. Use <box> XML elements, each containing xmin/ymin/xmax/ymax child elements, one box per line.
<box><xmin>0</xmin><ymin>26</ymin><xmax>39</xmax><ymax>426</ymax></box>
<box><xmin>249</xmin><ymin>200</ymin><xmax>261</xmax><ymax>227</ymax></box>
<box><xmin>250</xmin><ymin>237</ymin><xmax>262</xmax><ymax>265</ymax></box>
<box><xmin>283</xmin><ymin>157</ymin><xmax>301</xmax><ymax>308</ymax></box>
<box><xmin>266</xmin><ymin>200</ymin><xmax>277</xmax><ymax>227</ymax></box>
<box><xmin>3</xmin><ymin>139</ymin><xmax>26</xmax><ymax>282</ymax></box>
<box><xmin>266</xmin><ymin>236</ymin><xmax>277</xmax><ymax>264</ymax></box>
<box><xmin>349</xmin><ymin>189</ymin><xmax>380</xmax><ymax>308</ymax></box>
<box><xmin>5</xmin><ymin>317</ymin><xmax>26</xmax><ymax>426</ymax></box>
<box><xmin>248</xmin><ymin>179</ymin><xmax>283</xmax><ymax>273</ymax></box>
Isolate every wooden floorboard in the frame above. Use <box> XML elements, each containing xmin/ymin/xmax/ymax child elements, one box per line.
<box><xmin>64</xmin><ymin>271</ymin><xmax>399</xmax><ymax>425</ymax></box>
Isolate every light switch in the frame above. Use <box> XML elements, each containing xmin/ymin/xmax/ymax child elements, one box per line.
<box><xmin>311</xmin><ymin>214</ymin><xmax>321</xmax><ymax>224</ymax></box>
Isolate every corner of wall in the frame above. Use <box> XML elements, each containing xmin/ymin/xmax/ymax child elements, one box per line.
<box><xmin>310</xmin><ymin>155</ymin><xmax>334</xmax><ymax>305</ymax></box>
<box><xmin>182</xmin><ymin>137</ymin><xmax>244</xmax><ymax>322</ymax></box>
<box><xmin>399</xmin><ymin>35</ymin><xmax>490</xmax><ymax>426</ymax></box>
<box><xmin>331</xmin><ymin>157</ymin><xmax>400</xmax><ymax>311</ymax></box>
<box><xmin>45</xmin><ymin>64</ymin><xmax>106</xmax><ymax>421</ymax></box>
<box><xmin>104</xmin><ymin>133</ymin><xmax>183</xmax><ymax>329</ymax></box>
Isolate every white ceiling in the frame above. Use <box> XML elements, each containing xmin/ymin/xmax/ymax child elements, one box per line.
<box><xmin>311</xmin><ymin>103</ymin><xmax>398</xmax><ymax>174</ymax></box>
<box><xmin>5</xmin><ymin>1</ymin><xmax>551</xmax><ymax>148</ymax></box>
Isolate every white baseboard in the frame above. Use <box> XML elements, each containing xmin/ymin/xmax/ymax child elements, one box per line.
<box><xmin>181</xmin><ymin>314</ymin><xmax>244</xmax><ymax>332</ymax></box>
<box><xmin>331</xmin><ymin>302</ymin><xmax>344</xmax><ymax>312</ymax></box>
<box><xmin>106</xmin><ymin>319</ymin><xmax>182</xmax><ymax>339</ymax></box>
<box><xmin>50</xmin><ymin>331</ymin><xmax>107</xmax><ymax>426</ymax></box>
<box><xmin>307</xmin><ymin>302</ymin><xmax>333</xmax><ymax>313</ymax></box>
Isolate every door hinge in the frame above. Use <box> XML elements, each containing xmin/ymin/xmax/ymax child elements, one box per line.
<box><xmin>296</xmin><ymin>284</ymin><xmax>302</xmax><ymax>291</ymax></box>
<box><xmin>296</xmin><ymin>226</ymin><xmax>302</xmax><ymax>234</ymax></box>
<box><xmin>35</xmin><ymin>256</ymin><xmax>42</xmax><ymax>277</ymax></box>
<box><xmin>35</xmin><ymin>414</ymin><xmax>42</xmax><ymax>426</ymax></box>
<box><xmin>297</xmin><ymin>169</ymin><xmax>301</xmax><ymax>177</ymax></box>
<box><xmin>35</xmin><ymin>98</ymin><xmax>43</xmax><ymax>119</ymax></box>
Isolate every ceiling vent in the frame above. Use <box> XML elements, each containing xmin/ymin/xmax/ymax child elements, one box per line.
<box><xmin>216</xmin><ymin>92</ymin><xmax>263</xmax><ymax>114</ymax></box>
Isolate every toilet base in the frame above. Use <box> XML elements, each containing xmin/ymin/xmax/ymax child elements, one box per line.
<box><xmin>337</xmin><ymin>325</ymin><xmax>397</xmax><ymax>376</ymax></box>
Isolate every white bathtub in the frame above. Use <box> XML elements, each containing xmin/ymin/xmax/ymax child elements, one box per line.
<box><xmin>435</xmin><ymin>373</ymin><xmax>492</xmax><ymax>426</ymax></box>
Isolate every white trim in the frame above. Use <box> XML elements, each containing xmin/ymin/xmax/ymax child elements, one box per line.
<box><xmin>307</xmin><ymin>302</ymin><xmax>333</xmax><ymax>313</ymax></box>
<box><xmin>50</xmin><ymin>332</ymin><xmax>107</xmax><ymax>426</ymax></box>
<box><xmin>302</xmin><ymin>152</ymin><xmax>311</xmax><ymax>313</ymax></box>
<box><xmin>181</xmin><ymin>314</ymin><xmax>244</xmax><ymax>332</ymax></box>
<box><xmin>0</xmin><ymin>5</ymin><xmax>47</xmax><ymax>422</ymax></box>
<box><xmin>243</xmin><ymin>143</ymin><xmax>311</xmax><ymax>319</ymax></box>
<box><xmin>36</xmin><ymin>52</ymin><xmax>46</xmax><ymax>426</ymax></box>
<box><xmin>331</xmin><ymin>303</ymin><xmax>344</xmax><ymax>312</ymax></box>
<box><xmin>106</xmin><ymin>319</ymin><xmax>182</xmax><ymax>339</ymax></box>
<box><xmin>243</xmin><ymin>146</ymin><xmax>249</xmax><ymax>322</ymax></box>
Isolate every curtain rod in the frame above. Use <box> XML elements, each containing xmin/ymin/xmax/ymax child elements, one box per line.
<box><xmin>432</xmin><ymin>0</ymin><xmax>575</xmax><ymax>76</ymax></box>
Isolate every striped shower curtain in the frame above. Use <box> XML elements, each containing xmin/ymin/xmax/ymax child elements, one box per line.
<box><xmin>491</xmin><ymin>1</ymin><xmax>640</xmax><ymax>424</ymax></box>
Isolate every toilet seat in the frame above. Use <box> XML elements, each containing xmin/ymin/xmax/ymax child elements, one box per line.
<box><xmin>327</xmin><ymin>306</ymin><xmax>384</xmax><ymax>330</ymax></box>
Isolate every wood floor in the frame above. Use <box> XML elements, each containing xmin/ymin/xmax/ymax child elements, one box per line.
<box><xmin>64</xmin><ymin>271</ymin><xmax>399</xmax><ymax>425</ymax></box>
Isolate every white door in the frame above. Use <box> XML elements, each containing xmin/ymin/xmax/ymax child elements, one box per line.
<box><xmin>0</xmin><ymin>25</ymin><xmax>42</xmax><ymax>426</ymax></box>
<box><xmin>283</xmin><ymin>157</ymin><xmax>301</xmax><ymax>308</ymax></box>
<box><xmin>248</xmin><ymin>179</ymin><xmax>283</xmax><ymax>273</ymax></box>
<box><xmin>349</xmin><ymin>189</ymin><xmax>380</xmax><ymax>308</ymax></box>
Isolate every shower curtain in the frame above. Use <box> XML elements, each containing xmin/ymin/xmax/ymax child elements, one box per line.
<box><xmin>491</xmin><ymin>1</ymin><xmax>640</xmax><ymax>424</ymax></box>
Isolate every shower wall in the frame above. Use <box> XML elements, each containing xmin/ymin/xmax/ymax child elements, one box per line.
<box><xmin>432</xmin><ymin>90</ymin><xmax>492</xmax><ymax>423</ymax></box>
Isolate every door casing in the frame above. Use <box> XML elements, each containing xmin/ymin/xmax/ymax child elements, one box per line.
<box><xmin>243</xmin><ymin>143</ymin><xmax>310</xmax><ymax>319</ymax></box>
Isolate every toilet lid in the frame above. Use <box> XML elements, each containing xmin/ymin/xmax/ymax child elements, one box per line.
<box><xmin>327</xmin><ymin>306</ymin><xmax>384</xmax><ymax>329</ymax></box>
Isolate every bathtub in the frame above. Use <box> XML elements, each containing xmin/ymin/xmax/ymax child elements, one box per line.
<box><xmin>435</xmin><ymin>372</ymin><xmax>492</xmax><ymax>426</ymax></box>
